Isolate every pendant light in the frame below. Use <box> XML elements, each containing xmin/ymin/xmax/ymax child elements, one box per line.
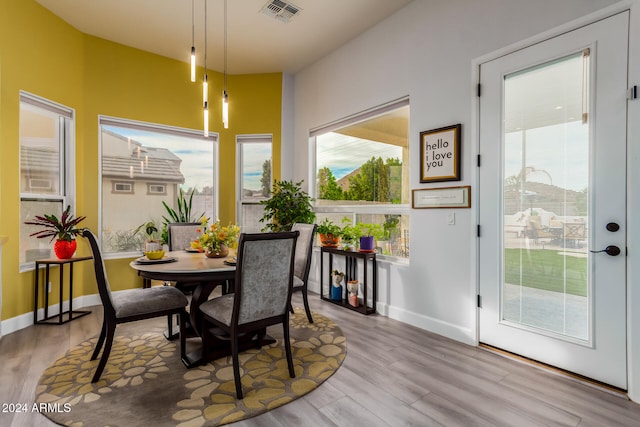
<box><xmin>203</xmin><ymin>0</ymin><xmax>209</xmax><ymax>137</ymax></box>
<box><xmin>190</xmin><ymin>0</ymin><xmax>196</xmax><ymax>82</ymax></box>
<box><xmin>222</xmin><ymin>0</ymin><xmax>229</xmax><ymax>129</ymax></box>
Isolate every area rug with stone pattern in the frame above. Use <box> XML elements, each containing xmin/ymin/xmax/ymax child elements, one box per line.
<box><xmin>35</xmin><ymin>308</ymin><xmax>346</xmax><ymax>427</ymax></box>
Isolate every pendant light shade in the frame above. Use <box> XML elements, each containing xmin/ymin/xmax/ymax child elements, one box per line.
<box><xmin>222</xmin><ymin>0</ymin><xmax>229</xmax><ymax>128</ymax></box>
<box><xmin>204</xmin><ymin>101</ymin><xmax>209</xmax><ymax>137</ymax></box>
<box><xmin>190</xmin><ymin>47</ymin><xmax>196</xmax><ymax>82</ymax></box>
<box><xmin>202</xmin><ymin>0</ymin><xmax>209</xmax><ymax>136</ymax></box>
<box><xmin>190</xmin><ymin>0</ymin><xmax>196</xmax><ymax>82</ymax></box>
<box><xmin>222</xmin><ymin>90</ymin><xmax>228</xmax><ymax>129</ymax></box>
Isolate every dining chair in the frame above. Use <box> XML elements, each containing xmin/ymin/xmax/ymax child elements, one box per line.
<box><xmin>167</xmin><ymin>222</ymin><xmax>201</xmax><ymax>252</ymax></box>
<box><xmin>198</xmin><ymin>231</ymin><xmax>299</xmax><ymax>399</ymax></box>
<box><xmin>290</xmin><ymin>223</ymin><xmax>317</xmax><ymax>323</ymax></box>
<box><xmin>81</xmin><ymin>229</ymin><xmax>189</xmax><ymax>383</ymax></box>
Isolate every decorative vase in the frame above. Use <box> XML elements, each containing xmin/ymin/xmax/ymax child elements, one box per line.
<box><xmin>205</xmin><ymin>244</ymin><xmax>229</xmax><ymax>258</ymax></box>
<box><xmin>331</xmin><ymin>284</ymin><xmax>343</xmax><ymax>301</ymax></box>
<box><xmin>359</xmin><ymin>236</ymin><xmax>375</xmax><ymax>252</ymax></box>
<box><xmin>54</xmin><ymin>239</ymin><xmax>76</xmax><ymax>259</ymax></box>
<box><xmin>319</xmin><ymin>233</ymin><xmax>339</xmax><ymax>247</ymax></box>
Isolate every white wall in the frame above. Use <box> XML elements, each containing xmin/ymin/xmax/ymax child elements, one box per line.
<box><xmin>291</xmin><ymin>0</ymin><xmax>640</xmax><ymax>399</ymax></box>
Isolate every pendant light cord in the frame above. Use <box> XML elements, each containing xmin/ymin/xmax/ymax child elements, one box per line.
<box><xmin>224</xmin><ymin>0</ymin><xmax>227</xmax><ymax>91</ymax></box>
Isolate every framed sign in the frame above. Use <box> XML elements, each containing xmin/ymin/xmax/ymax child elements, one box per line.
<box><xmin>412</xmin><ymin>186</ymin><xmax>471</xmax><ymax>209</ymax></box>
<box><xmin>420</xmin><ymin>124</ymin><xmax>461</xmax><ymax>182</ymax></box>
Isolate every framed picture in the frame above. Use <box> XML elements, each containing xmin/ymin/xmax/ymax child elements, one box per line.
<box><xmin>420</xmin><ymin>124</ymin><xmax>461</xmax><ymax>182</ymax></box>
<box><xmin>412</xmin><ymin>186</ymin><xmax>471</xmax><ymax>209</ymax></box>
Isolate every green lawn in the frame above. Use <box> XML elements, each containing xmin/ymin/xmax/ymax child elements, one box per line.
<box><xmin>504</xmin><ymin>248</ymin><xmax>587</xmax><ymax>297</ymax></box>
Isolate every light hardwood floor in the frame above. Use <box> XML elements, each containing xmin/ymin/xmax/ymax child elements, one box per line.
<box><xmin>2</xmin><ymin>292</ymin><xmax>640</xmax><ymax>426</ymax></box>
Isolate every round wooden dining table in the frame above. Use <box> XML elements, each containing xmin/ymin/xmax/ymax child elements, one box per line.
<box><xmin>129</xmin><ymin>250</ymin><xmax>236</xmax><ymax>366</ymax></box>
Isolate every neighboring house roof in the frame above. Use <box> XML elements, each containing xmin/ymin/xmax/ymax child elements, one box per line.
<box><xmin>102</xmin><ymin>155</ymin><xmax>185</xmax><ymax>183</ymax></box>
<box><xmin>20</xmin><ymin>146</ymin><xmax>59</xmax><ymax>174</ymax></box>
<box><xmin>21</xmin><ymin>138</ymin><xmax>186</xmax><ymax>183</ymax></box>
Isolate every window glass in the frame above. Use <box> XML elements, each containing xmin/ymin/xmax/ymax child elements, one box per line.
<box><xmin>238</xmin><ymin>135</ymin><xmax>272</xmax><ymax>233</ymax></box>
<box><xmin>313</xmin><ymin>102</ymin><xmax>410</xmax><ymax>258</ymax></box>
<box><xmin>19</xmin><ymin>93</ymin><xmax>74</xmax><ymax>266</ymax></box>
<box><xmin>100</xmin><ymin>119</ymin><xmax>217</xmax><ymax>255</ymax></box>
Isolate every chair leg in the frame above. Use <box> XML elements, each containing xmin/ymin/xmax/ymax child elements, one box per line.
<box><xmin>179</xmin><ymin>309</ymin><xmax>187</xmax><ymax>364</ymax></box>
<box><xmin>283</xmin><ymin>315</ymin><xmax>295</xmax><ymax>378</ymax></box>
<box><xmin>289</xmin><ymin>303</ymin><xmax>294</xmax><ymax>315</ymax></box>
<box><xmin>302</xmin><ymin>287</ymin><xmax>313</xmax><ymax>323</ymax></box>
<box><xmin>91</xmin><ymin>319</ymin><xmax>107</xmax><ymax>361</ymax></box>
<box><xmin>92</xmin><ymin>322</ymin><xmax>116</xmax><ymax>383</ymax></box>
<box><xmin>166</xmin><ymin>314</ymin><xmax>177</xmax><ymax>340</ymax></box>
<box><xmin>231</xmin><ymin>331</ymin><xmax>243</xmax><ymax>399</ymax></box>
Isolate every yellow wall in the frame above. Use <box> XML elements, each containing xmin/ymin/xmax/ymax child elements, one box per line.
<box><xmin>0</xmin><ymin>0</ymin><xmax>282</xmax><ymax>320</ymax></box>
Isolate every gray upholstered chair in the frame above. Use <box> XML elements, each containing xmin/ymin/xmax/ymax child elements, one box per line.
<box><xmin>167</xmin><ymin>222</ymin><xmax>201</xmax><ymax>252</ymax></box>
<box><xmin>290</xmin><ymin>223</ymin><xmax>317</xmax><ymax>323</ymax></box>
<box><xmin>81</xmin><ymin>229</ymin><xmax>188</xmax><ymax>383</ymax></box>
<box><xmin>199</xmin><ymin>231</ymin><xmax>299</xmax><ymax>399</ymax></box>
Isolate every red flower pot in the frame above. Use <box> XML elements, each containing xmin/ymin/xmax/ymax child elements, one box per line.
<box><xmin>54</xmin><ymin>239</ymin><xmax>77</xmax><ymax>259</ymax></box>
<box><xmin>319</xmin><ymin>233</ymin><xmax>339</xmax><ymax>248</ymax></box>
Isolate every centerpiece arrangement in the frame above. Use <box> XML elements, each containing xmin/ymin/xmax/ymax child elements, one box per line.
<box><xmin>191</xmin><ymin>217</ymin><xmax>240</xmax><ymax>258</ymax></box>
<box><xmin>24</xmin><ymin>205</ymin><xmax>86</xmax><ymax>259</ymax></box>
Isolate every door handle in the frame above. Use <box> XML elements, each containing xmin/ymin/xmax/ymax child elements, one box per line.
<box><xmin>590</xmin><ymin>245</ymin><xmax>621</xmax><ymax>256</ymax></box>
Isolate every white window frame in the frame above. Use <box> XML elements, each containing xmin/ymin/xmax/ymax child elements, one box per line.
<box><xmin>236</xmin><ymin>134</ymin><xmax>273</xmax><ymax>232</ymax></box>
<box><xmin>310</xmin><ymin>97</ymin><xmax>410</xmax><ymax>260</ymax></box>
<box><xmin>99</xmin><ymin>116</ymin><xmax>219</xmax><ymax>259</ymax></box>
<box><xmin>19</xmin><ymin>91</ymin><xmax>76</xmax><ymax>272</ymax></box>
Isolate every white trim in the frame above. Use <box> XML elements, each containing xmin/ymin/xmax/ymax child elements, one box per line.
<box><xmin>472</xmin><ymin>0</ymin><xmax>636</xmax><ymax>397</ymax></box>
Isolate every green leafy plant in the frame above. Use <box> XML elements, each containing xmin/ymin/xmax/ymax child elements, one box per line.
<box><xmin>259</xmin><ymin>180</ymin><xmax>315</xmax><ymax>232</ymax></box>
<box><xmin>24</xmin><ymin>205</ymin><xmax>86</xmax><ymax>242</ymax></box>
<box><xmin>316</xmin><ymin>218</ymin><xmax>341</xmax><ymax>236</ymax></box>
<box><xmin>161</xmin><ymin>188</ymin><xmax>205</xmax><ymax>244</ymax></box>
<box><xmin>135</xmin><ymin>221</ymin><xmax>161</xmax><ymax>241</ymax></box>
<box><xmin>339</xmin><ymin>217</ymin><xmax>361</xmax><ymax>244</ymax></box>
<box><xmin>355</xmin><ymin>222</ymin><xmax>385</xmax><ymax>240</ymax></box>
<box><xmin>162</xmin><ymin>188</ymin><xmax>203</xmax><ymax>223</ymax></box>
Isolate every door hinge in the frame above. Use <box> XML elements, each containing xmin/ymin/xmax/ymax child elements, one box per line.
<box><xmin>477</xmin><ymin>154</ymin><xmax>481</xmax><ymax>167</ymax></box>
<box><xmin>477</xmin><ymin>224</ymin><xmax>481</xmax><ymax>237</ymax></box>
<box><xmin>477</xmin><ymin>83</ymin><xmax>481</xmax><ymax>97</ymax></box>
<box><xmin>477</xmin><ymin>294</ymin><xmax>482</xmax><ymax>308</ymax></box>
<box><xmin>629</xmin><ymin>85</ymin><xmax>638</xmax><ymax>100</ymax></box>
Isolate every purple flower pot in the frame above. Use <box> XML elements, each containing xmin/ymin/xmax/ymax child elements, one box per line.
<box><xmin>359</xmin><ymin>236</ymin><xmax>375</xmax><ymax>252</ymax></box>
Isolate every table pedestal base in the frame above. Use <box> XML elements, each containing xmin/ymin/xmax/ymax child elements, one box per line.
<box><xmin>182</xmin><ymin>327</ymin><xmax>276</xmax><ymax>368</ymax></box>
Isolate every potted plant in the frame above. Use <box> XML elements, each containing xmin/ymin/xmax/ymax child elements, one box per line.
<box><xmin>317</xmin><ymin>218</ymin><xmax>341</xmax><ymax>247</ymax></box>
<box><xmin>259</xmin><ymin>180</ymin><xmax>315</xmax><ymax>232</ymax></box>
<box><xmin>355</xmin><ymin>222</ymin><xmax>385</xmax><ymax>252</ymax></box>
<box><xmin>339</xmin><ymin>217</ymin><xmax>360</xmax><ymax>251</ymax></box>
<box><xmin>135</xmin><ymin>221</ymin><xmax>164</xmax><ymax>259</ymax></box>
<box><xmin>161</xmin><ymin>188</ymin><xmax>205</xmax><ymax>245</ymax></box>
<box><xmin>191</xmin><ymin>217</ymin><xmax>240</xmax><ymax>258</ymax></box>
<box><xmin>24</xmin><ymin>205</ymin><xmax>86</xmax><ymax>259</ymax></box>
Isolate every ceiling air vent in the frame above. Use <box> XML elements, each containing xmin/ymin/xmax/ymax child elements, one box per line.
<box><xmin>260</xmin><ymin>0</ymin><xmax>301</xmax><ymax>23</ymax></box>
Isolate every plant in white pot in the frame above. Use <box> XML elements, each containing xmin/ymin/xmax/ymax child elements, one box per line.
<box><xmin>24</xmin><ymin>205</ymin><xmax>86</xmax><ymax>259</ymax></box>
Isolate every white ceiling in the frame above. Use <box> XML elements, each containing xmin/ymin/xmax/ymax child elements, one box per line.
<box><xmin>35</xmin><ymin>0</ymin><xmax>412</xmax><ymax>75</ymax></box>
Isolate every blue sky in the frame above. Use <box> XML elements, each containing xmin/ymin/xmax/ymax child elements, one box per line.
<box><xmin>505</xmin><ymin>121</ymin><xmax>588</xmax><ymax>192</ymax></box>
<box><xmin>104</xmin><ymin>125</ymin><xmax>214</xmax><ymax>191</ymax></box>
<box><xmin>316</xmin><ymin>132</ymin><xmax>403</xmax><ymax>179</ymax></box>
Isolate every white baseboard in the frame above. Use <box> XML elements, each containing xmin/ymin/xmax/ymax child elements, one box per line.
<box><xmin>387</xmin><ymin>304</ymin><xmax>476</xmax><ymax>346</ymax></box>
<box><xmin>1</xmin><ymin>294</ymin><xmax>101</xmax><ymax>336</ymax></box>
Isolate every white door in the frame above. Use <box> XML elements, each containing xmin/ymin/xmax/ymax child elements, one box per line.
<box><xmin>478</xmin><ymin>12</ymin><xmax>628</xmax><ymax>388</ymax></box>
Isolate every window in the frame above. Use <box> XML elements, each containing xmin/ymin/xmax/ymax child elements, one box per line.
<box><xmin>237</xmin><ymin>135</ymin><xmax>272</xmax><ymax>233</ymax></box>
<box><xmin>100</xmin><ymin>117</ymin><xmax>218</xmax><ymax>256</ymax></box>
<box><xmin>147</xmin><ymin>183</ymin><xmax>167</xmax><ymax>195</ymax></box>
<box><xmin>19</xmin><ymin>92</ymin><xmax>75</xmax><ymax>267</ymax></box>
<box><xmin>113</xmin><ymin>182</ymin><xmax>134</xmax><ymax>194</ymax></box>
<box><xmin>312</xmin><ymin>98</ymin><xmax>410</xmax><ymax>258</ymax></box>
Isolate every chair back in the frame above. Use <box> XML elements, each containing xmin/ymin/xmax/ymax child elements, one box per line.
<box><xmin>167</xmin><ymin>222</ymin><xmax>201</xmax><ymax>251</ymax></box>
<box><xmin>81</xmin><ymin>229</ymin><xmax>116</xmax><ymax>317</ymax></box>
<box><xmin>233</xmin><ymin>231</ymin><xmax>299</xmax><ymax>325</ymax></box>
<box><xmin>291</xmin><ymin>223</ymin><xmax>317</xmax><ymax>282</ymax></box>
